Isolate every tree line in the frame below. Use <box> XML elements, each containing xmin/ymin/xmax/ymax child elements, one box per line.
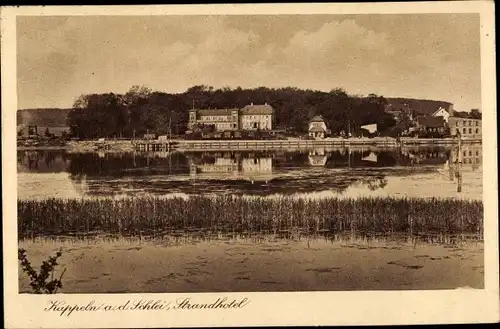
<box><xmin>67</xmin><ymin>85</ymin><xmax>398</xmax><ymax>139</ymax></box>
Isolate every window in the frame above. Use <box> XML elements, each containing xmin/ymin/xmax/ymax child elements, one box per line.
<box><xmin>476</xmin><ymin>121</ymin><xmax>479</xmax><ymax>126</ymax></box>
<box><xmin>469</xmin><ymin>128</ymin><xmax>472</xmax><ymax>134</ymax></box>
<box><xmin>476</xmin><ymin>151</ymin><xmax>479</xmax><ymax>156</ymax></box>
<box><xmin>476</xmin><ymin>128</ymin><xmax>479</xmax><ymax>134</ymax></box>
<box><xmin>462</xmin><ymin>120</ymin><xmax>466</xmax><ymax>126</ymax></box>
<box><xmin>463</xmin><ymin>151</ymin><xmax>467</xmax><ymax>156</ymax></box>
<box><xmin>463</xmin><ymin>128</ymin><xmax>467</xmax><ymax>134</ymax></box>
<box><xmin>469</xmin><ymin>151</ymin><xmax>472</xmax><ymax>156</ymax></box>
<box><xmin>468</xmin><ymin>121</ymin><xmax>471</xmax><ymax>126</ymax></box>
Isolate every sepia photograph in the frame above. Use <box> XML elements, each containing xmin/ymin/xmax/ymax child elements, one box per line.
<box><xmin>2</xmin><ymin>2</ymin><xmax>499</xmax><ymax>328</ymax></box>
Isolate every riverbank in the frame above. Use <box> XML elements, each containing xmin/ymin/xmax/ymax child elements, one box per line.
<box><xmin>16</xmin><ymin>137</ymin><xmax>482</xmax><ymax>152</ymax></box>
<box><xmin>18</xmin><ymin>237</ymin><xmax>483</xmax><ymax>293</ymax></box>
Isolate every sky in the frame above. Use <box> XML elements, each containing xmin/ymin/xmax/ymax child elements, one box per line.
<box><xmin>17</xmin><ymin>14</ymin><xmax>481</xmax><ymax>111</ymax></box>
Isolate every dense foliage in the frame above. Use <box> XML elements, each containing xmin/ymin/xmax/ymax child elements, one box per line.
<box><xmin>65</xmin><ymin>85</ymin><xmax>396</xmax><ymax>139</ymax></box>
<box><xmin>452</xmin><ymin>109</ymin><xmax>482</xmax><ymax>119</ymax></box>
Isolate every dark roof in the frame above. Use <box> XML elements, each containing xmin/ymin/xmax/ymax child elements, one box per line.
<box><xmin>240</xmin><ymin>104</ymin><xmax>274</xmax><ymax>115</ymax></box>
<box><xmin>195</xmin><ymin>108</ymin><xmax>237</xmax><ymax>116</ymax></box>
<box><xmin>385</xmin><ymin>98</ymin><xmax>453</xmax><ymax>115</ymax></box>
<box><xmin>417</xmin><ymin>116</ymin><xmax>445</xmax><ymax>128</ymax></box>
<box><xmin>309</xmin><ymin>115</ymin><xmax>325</xmax><ymax>123</ymax></box>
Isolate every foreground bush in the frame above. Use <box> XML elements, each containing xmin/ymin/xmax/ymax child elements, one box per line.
<box><xmin>18</xmin><ymin>248</ymin><xmax>66</xmax><ymax>293</ymax></box>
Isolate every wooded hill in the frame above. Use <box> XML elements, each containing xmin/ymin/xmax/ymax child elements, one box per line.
<box><xmin>17</xmin><ymin>108</ymin><xmax>72</xmax><ymax>127</ymax></box>
<box><xmin>385</xmin><ymin>98</ymin><xmax>453</xmax><ymax>115</ymax></box>
<box><xmin>17</xmin><ymin>85</ymin><xmax>457</xmax><ymax>138</ymax></box>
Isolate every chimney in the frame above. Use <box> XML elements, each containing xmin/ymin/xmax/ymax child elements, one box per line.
<box><xmin>448</xmin><ymin>104</ymin><xmax>454</xmax><ymax>117</ymax></box>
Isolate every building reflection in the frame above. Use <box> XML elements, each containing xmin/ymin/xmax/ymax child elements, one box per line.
<box><xmin>17</xmin><ymin>150</ymin><xmax>70</xmax><ymax>173</ymax></box>
<box><xmin>450</xmin><ymin>143</ymin><xmax>482</xmax><ymax>168</ymax></box>
<box><xmin>17</xmin><ymin>146</ymin><xmax>483</xmax><ymax>198</ymax></box>
<box><xmin>188</xmin><ymin>152</ymin><xmax>273</xmax><ymax>183</ymax></box>
<box><xmin>445</xmin><ymin>144</ymin><xmax>482</xmax><ymax>193</ymax></box>
<box><xmin>308</xmin><ymin>149</ymin><xmax>328</xmax><ymax>166</ymax></box>
<box><xmin>400</xmin><ymin>148</ymin><xmax>449</xmax><ymax>165</ymax></box>
<box><xmin>361</xmin><ymin>151</ymin><xmax>378</xmax><ymax>163</ymax></box>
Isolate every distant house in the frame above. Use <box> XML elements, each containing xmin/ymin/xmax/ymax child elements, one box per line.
<box><xmin>432</xmin><ymin>106</ymin><xmax>451</xmax><ymax>123</ymax></box>
<box><xmin>17</xmin><ymin>125</ymin><xmax>38</xmax><ymax>137</ymax></box>
<box><xmin>308</xmin><ymin>115</ymin><xmax>328</xmax><ymax>139</ymax></box>
<box><xmin>416</xmin><ymin>116</ymin><xmax>446</xmax><ymax>136</ymax></box>
<box><xmin>17</xmin><ymin>124</ymin><xmax>70</xmax><ymax>138</ymax></box>
<box><xmin>240</xmin><ymin>103</ymin><xmax>274</xmax><ymax>130</ymax></box>
<box><xmin>17</xmin><ymin>108</ymin><xmax>71</xmax><ymax>138</ymax></box>
<box><xmin>188</xmin><ymin>103</ymin><xmax>274</xmax><ymax>132</ymax></box>
<box><xmin>448</xmin><ymin>117</ymin><xmax>481</xmax><ymax>139</ymax></box>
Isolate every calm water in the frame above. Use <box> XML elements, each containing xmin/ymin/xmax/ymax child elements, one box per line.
<box><xmin>17</xmin><ymin>145</ymin><xmax>483</xmax><ymax>200</ymax></box>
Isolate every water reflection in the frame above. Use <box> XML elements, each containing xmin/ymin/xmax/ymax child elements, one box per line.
<box><xmin>188</xmin><ymin>152</ymin><xmax>273</xmax><ymax>183</ymax></box>
<box><xmin>17</xmin><ymin>146</ymin><xmax>482</xmax><ymax>200</ymax></box>
<box><xmin>24</xmin><ymin>231</ymin><xmax>482</xmax><ymax>246</ymax></box>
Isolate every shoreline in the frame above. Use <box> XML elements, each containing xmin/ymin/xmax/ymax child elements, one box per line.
<box><xmin>17</xmin><ymin>137</ymin><xmax>482</xmax><ymax>152</ymax></box>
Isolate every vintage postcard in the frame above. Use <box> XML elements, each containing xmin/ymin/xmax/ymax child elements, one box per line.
<box><xmin>2</xmin><ymin>2</ymin><xmax>499</xmax><ymax>328</ymax></box>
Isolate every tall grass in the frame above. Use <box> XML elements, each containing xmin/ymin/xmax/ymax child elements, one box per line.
<box><xmin>18</xmin><ymin>196</ymin><xmax>483</xmax><ymax>241</ymax></box>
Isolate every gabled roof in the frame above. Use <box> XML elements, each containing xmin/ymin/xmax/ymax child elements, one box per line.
<box><xmin>417</xmin><ymin>116</ymin><xmax>445</xmax><ymax>128</ymax></box>
<box><xmin>309</xmin><ymin>115</ymin><xmax>325</xmax><ymax>123</ymax></box>
<box><xmin>432</xmin><ymin>107</ymin><xmax>449</xmax><ymax>116</ymax></box>
<box><xmin>240</xmin><ymin>104</ymin><xmax>274</xmax><ymax>115</ymax></box>
<box><xmin>309</xmin><ymin>126</ymin><xmax>326</xmax><ymax>132</ymax></box>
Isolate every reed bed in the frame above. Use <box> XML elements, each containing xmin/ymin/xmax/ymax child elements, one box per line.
<box><xmin>18</xmin><ymin>196</ymin><xmax>483</xmax><ymax>241</ymax></box>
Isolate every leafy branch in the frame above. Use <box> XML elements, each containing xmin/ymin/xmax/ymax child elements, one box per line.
<box><xmin>18</xmin><ymin>248</ymin><xmax>66</xmax><ymax>294</ymax></box>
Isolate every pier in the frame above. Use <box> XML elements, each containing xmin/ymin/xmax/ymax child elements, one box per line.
<box><xmin>60</xmin><ymin>137</ymin><xmax>482</xmax><ymax>153</ymax></box>
<box><xmin>177</xmin><ymin>138</ymin><xmax>395</xmax><ymax>151</ymax></box>
<box><xmin>132</xmin><ymin>140</ymin><xmax>175</xmax><ymax>152</ymax></box>
<box><xmin>174</xmin><ymin>137</ymin><xmax>481</xmax><ymax>151</ymax></box>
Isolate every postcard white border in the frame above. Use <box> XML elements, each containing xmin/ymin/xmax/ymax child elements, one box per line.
<box><xmin>2</xmin><ymin>2</ymin><xmax>499</xmax><ymax>327</ymax></box>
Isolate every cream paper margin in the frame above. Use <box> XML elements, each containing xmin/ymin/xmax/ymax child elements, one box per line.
<box><xmin>1</xmin><ymin>2</ymin><xmax>498</xmax><ymax>327</ymax></box>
